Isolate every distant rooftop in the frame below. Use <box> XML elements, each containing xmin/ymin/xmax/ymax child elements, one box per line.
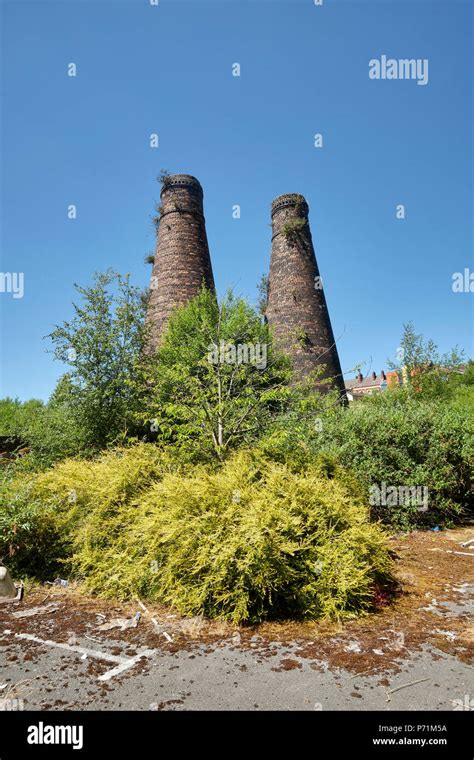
<box><xmin>345</xmin><ymin>370</ymin><xmax>399</xmax><ymax>391</ymax></box>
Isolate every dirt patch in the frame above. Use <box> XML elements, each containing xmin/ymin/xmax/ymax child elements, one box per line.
<box><xmin>271</xmin><ymin>658</ymin><xmax>302</xmax><ymax>672</ymax></box>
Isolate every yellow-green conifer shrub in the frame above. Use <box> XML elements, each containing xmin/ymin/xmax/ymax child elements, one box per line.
<box><xmin>67</xmin><ymin>450</ymin><xmax>392</xmax><ymax>623</ymax></box>
<box><xmin>0</xmin><ymin>445</ymin><xmax>175</xmax><ymax>577</ymax></box>
<box><xmin>3</xmin><ymin>446</ymin><xmax>392</xmax><ymax>621</ymax></box>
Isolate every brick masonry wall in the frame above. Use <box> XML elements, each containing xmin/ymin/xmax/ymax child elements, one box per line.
<box><xmin>146</xmin><ymin>174</ymin><xmax>215</xmax><ymax>353</ymax></box>
<box><xmin>266</xmin><ymin>193</ymin><xmax>346</xmax><ymax>398</ymax></box>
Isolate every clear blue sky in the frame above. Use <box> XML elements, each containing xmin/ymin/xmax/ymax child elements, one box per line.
<box><xmin>1</xmin><ymin>0</ymin><xmax>472</xmax><ymax>401</ymax></box>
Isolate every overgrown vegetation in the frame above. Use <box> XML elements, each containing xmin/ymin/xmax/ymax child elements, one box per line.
<box><xmin>313</xmin><ymin>388</ymin><xmax>472</xmax><ymax>529</ymax></box>
<box><xmin>0</xmin><ymin>396</ymin><xmax>87</xmax><ymax>468</ymax></box>
<box><xmin>47</xmin><ymin>270</ymin><xmax>148</xmax><ymax>452</ymax></box>
<box><xmin>0</xmin><ymin>447</ymin><xmax>392</xmax><ymax>622</ymax></box>
<box><xmin>1</xmin><ymin>273</ymin><xmax>471</xmax><ymax>621</ymax></box>
<box><xmin>282</xmin><ymin>217</ymin><xmax>307</xmax><ymax>239</ymax></box>
<box><xmin>387</xmin><ymin>321</ymin><xmax>466</xmax><ymax>399</ymax></box>
<box><xmin>259</xmin><ymin>384</ymin><xmax>473</xmax><ymax>530</ymax></box>
<box><xmin>143</xmin><ymin>288</ymin><xmax>292</xmax><ymax>461</ymax></box>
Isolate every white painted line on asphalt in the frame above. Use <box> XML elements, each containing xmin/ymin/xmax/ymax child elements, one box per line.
<box><xmin>7</xmin><ymin>631</ymin><xmax>154</xmax><ymax>681</ymax></box>
<box><xmin>98</xmin><ymin>651</ymin><xmax>154</xmax><ymax>682</ymax></box>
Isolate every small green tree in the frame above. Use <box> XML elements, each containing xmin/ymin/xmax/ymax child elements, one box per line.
<box><xmin>144</xmin><ymin>288</ymin><xmax>292</xmax><ymax>460</ymax></box>
<box><xmin>388</xmin><ymin>322</ymin><xmax>465</xmax><ymax>397</ymax></box>
<box><xmin>48</xmin><ymin>270</ymin><xmax>148</xmax><ymax>450</ymax></box>
<box><xmin>256</xmin><ymin>274</ymin><xmax>269</xmax><ymax>316</ymax></box>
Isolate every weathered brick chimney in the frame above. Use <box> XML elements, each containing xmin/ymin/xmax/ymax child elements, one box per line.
<box><xmin>266</xmin><ymin>193</ymin><xmax>346</xmax><ymax>400</ymax></box>
<box><xmin>146</xmin><ymin>174</ymin><xmax>215</xmax><ymax>352</ymax></box>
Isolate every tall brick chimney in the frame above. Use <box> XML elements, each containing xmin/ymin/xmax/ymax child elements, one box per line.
<box><xmin>266</xmin><ymin>193</ymin><xmax>346</xmax><ymax>400</ymax></box>
<box><xmin>146</xmin><ymin>174</ymin><xmax>215</xmax><ymax>352</ymax></box>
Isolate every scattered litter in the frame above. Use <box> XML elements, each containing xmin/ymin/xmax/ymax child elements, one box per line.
<box><xmin>0</xmin><ymin>684</ymin><xmax>7</xmax><ymax>691</ymax></box>
<box><xmin>81</xmin><ymin>653</ymin><xmax>87</xmax><ymax>660</ymax></box>
<box><xmin>96</xmin><ymin>613</ymin><xmax>106</xmax><ymax>620</ymax></box>
<box><xmin>460</xmin><ymin>538</ymin><xmax>474</xmax><ymax>548</ymax></box>
<box><xmin>84</xmin><ymin>634</ymin><xmax>102</xmax><ymax>644</ymax></box>
<box><xmin>136</xmin><ymin>599</ymin><xmax>174</xmax><ymax>642</ymax></box>
<box><xmin>380</xmin><ymin>630</ymin><xmax>405</xmax><ymax>650</ymax></box>
<box><xmin>344</xmin><ymin>641</ymin><xmax>362</xmax><ymax>653</ymax></box>
<box><xmin>11</xmin><ymin>603</ymin><xmax>60</xmax><ymax>619</ymax></box>
<box><xmin>390</xmin><ymin>632</ymin><xmax>405</xmax><ymax>650</ymax></box>
<box><xmin>231</xmin><ymin>631</ymin><xmax>241</xmax><ymax>646</ymax></box>
<box><xmin>433</xmin><ymin>629</ymin><xmax>457</xmax><ymax>642</ymax></box>
<box><xmin>386</xmin><ymin>678</ymin><xmax>430</xmax><ymax>701</ymax></box>
<box><xmin>430</xmin><ymin>526</ymin><xmax>442</xmax><ymax>532</ymax></box>
<box><xmin>97</xmin><ymin>612</ymin><xmax>141</xmax><ymax>632</ymax></box>
<box><xmin>45</xmin><ymin>578</ymin><xmax>69</xmax><ymax>587</ymax></box>
<box><xmin>372</xmin><ymin>649</ymin><xmax>384</xmax><ymax>655</ymax></box>
<box><xmin>452</xmin><ymin>584</ymin><xmax>471</xmax><ymax>594</ymax></box>
<box><xmin>0</xmin><ymin>678</ymin><xmax>36</xmax><ymax>704</ymax></box>
<box><xmin>420</xmin><ymin>598</ymin><xmax>440</xmax><ymax>613</ymax></box>
<box><xmin>446</xmin><ymin>550</ymin><xmax>474</xmax><ymax>557</ymax></box>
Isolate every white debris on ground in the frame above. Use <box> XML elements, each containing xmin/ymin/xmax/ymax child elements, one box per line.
<box><xmin>11</xmin><ymin>603</ymin><xmax>61</xmax><ymax>619</ymax></box>
<box><xmin>97</xmin><ymin>612</ymin><xmax>141</xmax><ymax>632</ymax></box>
<box><xmin>344</xmin><ymin>641</ymin><xmax>362</xmax><ymax>653</ymax></box>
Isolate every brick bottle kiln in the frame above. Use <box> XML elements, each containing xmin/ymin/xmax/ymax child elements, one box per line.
<box><xmin>146</xmin><ymin>174</ymin><xmax>215</xmax><ymax>352</ymax></box>
<box><xmin>265</xmin><ymin>193</ymin><xmax>346</xmax><ymax>399</ymax></box>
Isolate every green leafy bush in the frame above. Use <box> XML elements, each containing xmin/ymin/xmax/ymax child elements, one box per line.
<box><xmin>312</xmin><ymin>388</ymin><xmax>473</xmax><ymax>529</ymax></box>
<box><xmin>0</xmin><ymin>396</ymin><xmax>91</xmax><ymax>467</ymax></box>
<box><xmin>0</xmin><ymin>484</ymin><xmax>66</xmax><ymax>579</ymax></box>
<box><xmin>1</xmin><ymin>446</ymin><xmax>392</xmax><ymax>623</ymax></box>
<box><xmin>0</xmin><ymin>398</ymin><xmax>44</xmax><ymax>437</ymax></box>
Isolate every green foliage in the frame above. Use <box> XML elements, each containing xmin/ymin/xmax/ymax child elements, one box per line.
<box><xmin>144</xmin><ymin>287</ymin><xmax>292</xmax><ymax>460</ymax></box>
<box><xmin>256</xmin><ymin>273</ymin><xmax>269</xmax><ymax>315</ymax></box>
<box><xmin>310</xmin><ymin>388</ymin><xmax>473</xmax><ymax>529</ymax></box>
<box><xmin>388</xmin><ymin>321</ymin><xmax>465</xmax><ymax>399</ymax></box>
<box><xmin>282</xmin><ymin>217</ymin><xmax>307</xmax><ymax>239</ymax></box>
<box><xmin>0</xmin><ymin>396</ymin><xmax>89</xmax><ymax>468</ymax></box>
<box><xmin>0</xmin><ymin>456</ymin><xmax>68</xmax><ymax>578</ymax></box>
<box><xmin>1</xmin><ymin>446</ymin><xmax>391</xmax><ymax>622</ymax></box>
<box><xmin>257</xmin><ymin>380</ymin><xmax>341</xmax><ymax>470</ymax></box>
<box><xmin>447</xmin><ymin>360</ymin><xmax>474</xmax><ymax>390</ymax></box>
<box><xmin>47</xmin><ymin>270</ymin><xmax>149</xmax><ymax>451</ymax></box>
<box><xmin>0</xmin><ymin>398</ymin><xmax>44</xmax><ymax>437</ymax></box>
<box><xmin>0</xmin><ymin>444</ymin><xmax>172</xmax><ymax>578</ymax></box>
<box><xmin>152</xmin><ymin>205</ymin><xmax>163</xmax><ymax>232</ymax></box>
